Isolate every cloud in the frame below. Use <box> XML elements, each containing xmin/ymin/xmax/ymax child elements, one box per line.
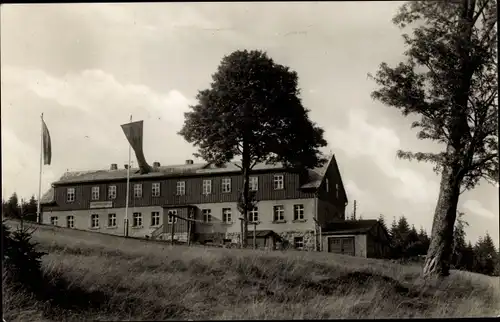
<box><xmin>1</xmin><ymin>65</ymin><xmax>198</xmax><ymax>198</ymax></box>
<box><xmin>2</xmin><ymin>66</ymin><xmax>194</xmax><ymax>126</ymax></box>
<box><xmin>327</xmin><ymin>108</ymin><xmax>439</xmax><ymax>205</ymax></box>
<box><xmin>463</xmin><ymin>200</ymin><xmax>496</xmax><ymax>219</ymax></box>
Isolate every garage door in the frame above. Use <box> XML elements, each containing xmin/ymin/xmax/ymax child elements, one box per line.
<box><xmin>328</xmin><ymin>237</ymin><xmax>355</xmax><ymax>256</ymax></box>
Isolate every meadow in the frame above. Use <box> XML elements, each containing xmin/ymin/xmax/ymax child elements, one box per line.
<box><xmin>3</xmin><ymin>221</ymin><xmax>499</xmax><ymax>321</ymax></box>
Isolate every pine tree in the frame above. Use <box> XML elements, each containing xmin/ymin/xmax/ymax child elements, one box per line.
<box><xmin>378</xmin><ymin>214</ymin><xmax>388</xmax><ymax>231</ymax></box>
<box><xmin>5</xmin><ymin>192</ymin><xmax>19</xmax><ymax>219</ymax></box>
<box><xmin>462</xmin><ymin>241</ymin><xmax>475</xmax><ymax>271</ymax></box>
<box><xmin>474</xmin><ymin>233</ymin><xmax>497</xmax><ymax>275</ymax></box>
<box><xmin>405</xmin><ymin>225</ymin><xmax>421</xmax><ymax>258</ymax></box>
<box><xmin>494</xmin><ymin>249</ymin><xmax>500</xmax><ymax>276</ymax></box>
<box><xmin>452</xmin><ymin>212</ymin><xmax>468</xmax><ymax>269</ymax></box>
<box><xmin>24</xmin><ymin>195</ymin><xmax>38</xmax><ymax>222</ymax></box>
<box><xmin>417</xmin><ymin>227</ymin><xmax>431</xmax><ymax>256</ymax></box>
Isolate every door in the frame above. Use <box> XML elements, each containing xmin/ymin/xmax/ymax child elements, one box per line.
<box><xmin>328</xmin><ymin>237</ymin><xmax>355</xmax><ymax>256</ymax></box>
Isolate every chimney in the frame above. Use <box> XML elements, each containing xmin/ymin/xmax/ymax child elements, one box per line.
<box><xmin>153</xmin><ymin>161</ymin><xmax>161</xmax><ymax>169</ymax></box>
<box><xmin>124</xmin><ymin>164</ymin><xmax>129</xmax><ymax>170</ymax></box>
<box><xmin>110</xmin><ymin>163</ymin><xmax>118</xmax><ymax>170</ymax></box>
<box><xmin>185</xmin><ymin>159</ymin><xmax>194</xmax><ymax>165</ymax></box>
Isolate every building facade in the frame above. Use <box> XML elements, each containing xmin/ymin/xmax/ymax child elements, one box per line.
<box><xmin>41</xmin><ymin>155</ymin><xmax>348</xmax><ymax>250</ymax></box>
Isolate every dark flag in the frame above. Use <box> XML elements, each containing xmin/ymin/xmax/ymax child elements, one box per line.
<box><xmin>42</xmin><ymin>118</ymin><xmax>52</xmax><ymax>165</ymax></box>
<box><xmin>121</xmin><ymin>120</ymin><xmax>152</xmax><ymax>174</ymax></box>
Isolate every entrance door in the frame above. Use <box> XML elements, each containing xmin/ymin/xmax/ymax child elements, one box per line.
<box><xmin>328</xmin><ymin>237</ymin><xmax>355</xmax><ymax>256</ymax></box>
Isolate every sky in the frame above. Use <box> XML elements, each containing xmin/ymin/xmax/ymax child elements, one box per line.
<box><xmin>1</xmin><ymin>2</ymin><xmax>498</xmax><ymax>246</ymax></box>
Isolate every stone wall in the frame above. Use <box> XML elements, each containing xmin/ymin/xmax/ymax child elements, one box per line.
<box><xmin>156</xmin><ymin>232</ymin><xmax>189</xmax><ymax>242</ymax></box>
<box><xmin>278</xmin><ymin>230</ymin><xmax>316</xmax><ymax>251</ymax></box>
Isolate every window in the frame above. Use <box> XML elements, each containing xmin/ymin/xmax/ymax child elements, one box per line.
<box><xmin>335</xmin><ymin>183</ymin><xmax>339</xmax><ymax>198</ymax></box>
<box><xmin>134</xmin><ymin>184</ymin><xmax>142</xmax><ymax>198</ymax></box>
<box><xmin>167</xmin><ymin>210</ymin><xmax>178</xmax><ymax>224</ymax></box>
<box><xmin>294</xmin><ymin>237</ymin><xmax>304</xmax><ymax>249</ymax></box>
<box><xmin>176</xmin><ymin>181</ymin><xmax>185</xmax><ymax>196</ymax></box>
<box><xmin>108</xmin><ymin>185</ymin><xmax>117</xmax><ymax>199</ymax></box>
<box><xmin>91</xmin><ymin>214</ymin><xmax>99</xmax><ymax>228</ymax></box>
<box><xmin>151</xmin><ymin>212</ymin><xmax>160</xmax><ymax>226</ymax></box>
<box><xmin>202</xmin><ymin>180</ymin><xmax>212</xmax><ymax>195</ymax></box>
<box><xmin>222</xmin><ymin>208</ymin><xmax>232</xmax><ymax>223</ymax></box>
<box><xmin>152</xmin><ymin>183</ymin><xmax>161</xmax><ymax>197</ymax></box>
<box><xmin>325</xmin><ymin>178</ymin><xmax>329</xmax><ymax>192</ymax></box>
<box><xmin>66</xmin><ymin>216</ymin><xmax>74</xmax><ymax>228</ymax></box>
<box><xmin>294</xmin><ymin>204</ymin><xmax>305</xmax><ymax>221</ymax></box>
<box><xmin>91</xmin><ymin>186</ymin><xmax>100</xmax><ymax>200</ymax></box>
<box><xmin>249</xmin><ymin>207</ymin><xmax>259</xmax><ymax>223</ymax></box>
<box><xmin>273</xmin><ymin>205</ymin><xmax>285</xmax><ymax>222</ymax></box>
<box><xmin>133</xmin><ymin>212</ymin><xmax>143</xmax><ymax>227</ymax></box>
<box><xmin>108</xmin><ymin>214</ymin><xmax>117</xmax><ymax>227</ymax></box>
<box><xmin>249</xmin><ymin>176</ymin><xmax>258</xmax><ymax>191</ymax></box>
<box><xmin>221</xmin><ymin>178</ymin><xmax>231</xmax><ymax>193</ymax></box>
<box><xmin>50</xmin><ymin>216</ymin><xmax>58</xmax><ymax>226</ymax></box>
<box><xmin>67</xmin><ymin>188</ymin><xmax>75</xmax><ymax>202</ymax></box>
<box><xmin>273</xmin><ymin>175</ymin><xmax>284</xmax><ymax>190</ymax></box>
<box><xmin>202</xmin><ymin>209</ymin><xmax>212</xmax><ymax>222</ymax></box>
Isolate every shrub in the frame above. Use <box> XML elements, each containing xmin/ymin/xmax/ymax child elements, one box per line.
<box><xmin>2</xmin><ymin>221</ymin><xmax>46</xmax><ymax>290</ymax></box>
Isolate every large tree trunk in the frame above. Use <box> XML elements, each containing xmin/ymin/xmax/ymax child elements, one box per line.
<box><xmin>422</xmin><ymin>153</ymin><xmax>463</xmax><ymax>277</ymax></box>
<box><xmin>423</xmin><ymin>0</ymin><xmax>477</xmax><ymax>278</ymax></box>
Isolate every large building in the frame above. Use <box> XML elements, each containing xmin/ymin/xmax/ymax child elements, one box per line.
<box><xmin>40</xmin><ymin>154</ymin><xmax>348</xmax><ymax>250</ymax></box>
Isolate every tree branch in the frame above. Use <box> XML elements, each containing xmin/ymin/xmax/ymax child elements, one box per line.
<box><xmin>471</xmin><ymin>0</ymin><xmax>489</xmax><ymax>26</ymax></box>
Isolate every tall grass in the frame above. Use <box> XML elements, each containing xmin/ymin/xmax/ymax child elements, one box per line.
<box><xmin>3</xmin><ymin>221</ymin><xmax>500</xmax><ymax>321</ymax></box>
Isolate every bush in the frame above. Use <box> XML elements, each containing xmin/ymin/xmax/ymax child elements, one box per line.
<box><xmin>2</xmin><ymin>221</ymin><xmax>46</xmax><ymax>290</ymax></box>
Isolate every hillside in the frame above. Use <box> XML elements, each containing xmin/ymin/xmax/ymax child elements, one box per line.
<box><xmin>3</xmin><ymin>220</ymin><xmax>499</xmax><ymax>321</ymax></box>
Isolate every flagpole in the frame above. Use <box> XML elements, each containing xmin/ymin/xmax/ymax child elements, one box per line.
<box><xmin>37</xmin><ymin>113</ymin><xmax>43</xmax><ymax>224</ymax></box>
<box><xmin>124</xmin><ymin>114</ymin><xmax>132</xmax><ymax>237</ymax></box>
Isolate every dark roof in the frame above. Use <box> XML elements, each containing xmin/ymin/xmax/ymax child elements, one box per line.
<box><xmin>247</xmin><ymin>230</ymin><xmax>282</xmax><ymax>239</ymax></box>
<box><xmin>41</xmin><ymin>155</ymin><xmax>337</xmax><ymax>204</ymax></box>
<box><xmin>322</xmin><ymin>220</ymin><xmax>379</xmax><ymax>235</ymax></box>
<box><xmin>40</xmin><ymin>188</ymin><xmax>55</xmax><ymax>205</ymax></box>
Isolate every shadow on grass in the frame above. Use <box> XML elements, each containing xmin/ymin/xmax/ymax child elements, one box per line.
<box><xmin>32</xmin><ymin>272</ymin><xmax>108</xmax><ymax>316</ymax></box>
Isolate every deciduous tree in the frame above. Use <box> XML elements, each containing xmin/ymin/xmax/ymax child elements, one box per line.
<box><xmin>369</xmin><ymin>0</ymin><xmax>498</xmax><ymax>277</ymax></box>
<box><xmin>179</xmin><ymin>50</ymin><xmax>327</xmax><ymax>247</ymax></box>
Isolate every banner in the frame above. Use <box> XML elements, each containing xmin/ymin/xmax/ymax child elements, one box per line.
<box><xmin>42</xmin><ymin>119</ymin><xmax>52</xmax><ymax>165</ymax></box>
<box><xmin>120</xmin><ymin>120</ymin><xmax>152</xmax><ymax>174</ymax></box>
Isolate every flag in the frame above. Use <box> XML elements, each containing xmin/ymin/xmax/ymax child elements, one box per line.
<box><xmin>42</xmin><ymin>118</ymin><xmax>52</xmax><ymax>165</ymax></box>
<box><xmin>121</xmin><ymin>120</ymin><xmax>152</xmax><ymax>174</ymax></box>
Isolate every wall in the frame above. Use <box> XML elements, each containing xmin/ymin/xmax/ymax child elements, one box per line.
<box><xmin>316</xmin><ymin>156</ymin><xmax>348</xmax><ymax>220</ymax></box>
<box><xmin>45</xmin><ymin>170</ymin><xmax>316</xmax><ymax>212</ymax></box>
<box><xmin>43</xmin><ymin>197</ymin><xmax>316</xmax><ymax>245</ymax></box>
<box><xmin>321</xmin><ymin>234</ymin><xmax>367</xmax><ymax>257</ymax></box>
<box><xmin>42</xmin><ymin>206</ymin><xmax>166</xmax><ymax>239</ymax></box>
<box><xmin>317</xmin><ymin>199</ymin><xmax>343</xmax><ymax>226</ymax></box>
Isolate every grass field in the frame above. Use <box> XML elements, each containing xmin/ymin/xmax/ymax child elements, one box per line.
<box><xmin>3</xmin><ymin>221</ymin><xmax>500</xmax><ymax>321</ymax></box>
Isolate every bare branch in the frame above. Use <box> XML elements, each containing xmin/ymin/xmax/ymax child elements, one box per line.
<box><xmin>471</xmin><ymin>0</ymin><xmax>489</xmax><ymax>26</ymax></box>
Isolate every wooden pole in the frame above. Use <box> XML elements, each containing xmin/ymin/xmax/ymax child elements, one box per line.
<box><xmin>124</xmin><ymin>114</ymin><xmax>132</xmax><ymax>237</ymax></box>
<box><xmin>171</xmin><ymin>216</ymin><xmax>175</xmax><ymax>245</ymax></box>
<box><xmin>253</xmin><ymin>222</ymin><xmax>256</xmax><ymax>249</ymax></box>
<box><xmin>187</xmin><ymin>220</ymin><xmax>191</xmax><ymax>246</ymax></box>
<box><xmin>37</xmin><ymin>114</ymin><xmax>43</xmax><ymax>224</ymax></box>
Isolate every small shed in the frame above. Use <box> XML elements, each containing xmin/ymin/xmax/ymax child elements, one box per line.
<box><xmin>246</xmin><ymin>230</ymin><xmax>282</xmax><ymax>250</ymax></box>
<box><xmin>321</xmin><ymin>220</ymin><xmax>391</xmax><ymax>258</ymax></box>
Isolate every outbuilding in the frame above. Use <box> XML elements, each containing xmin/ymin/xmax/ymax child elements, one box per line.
<box><xmin>321</xmin><ymin>220</ymin><xmax>391</xmax><ymax>258</ymax></box>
